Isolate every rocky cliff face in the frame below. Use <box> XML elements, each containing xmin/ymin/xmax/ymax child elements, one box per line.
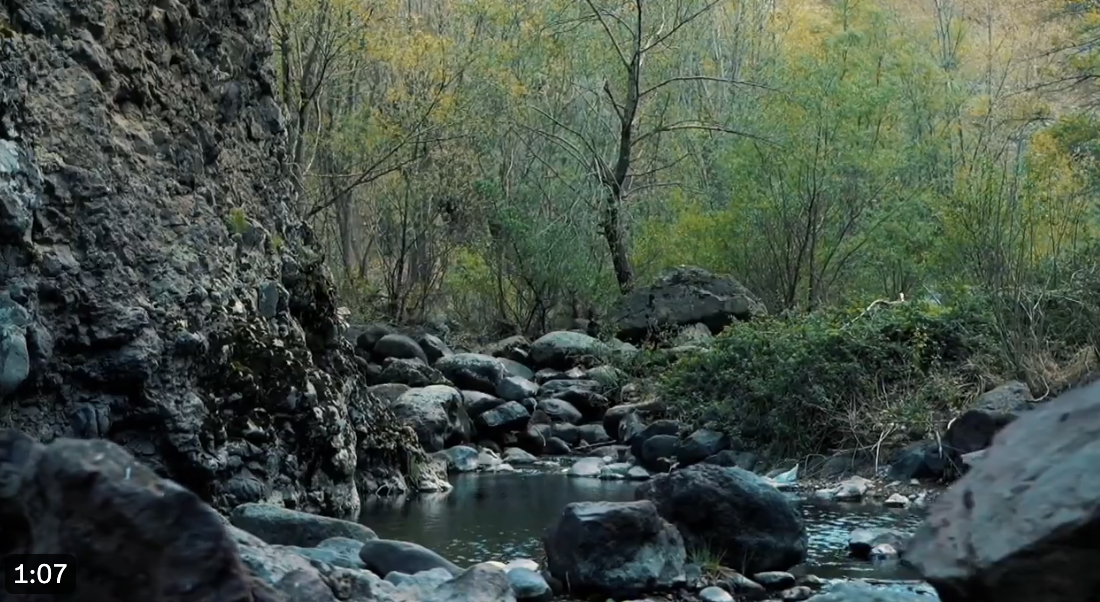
<box><xmin>0</xmin><ymin>0</ymin><xmax>417</xmax><ymax>518</ymax></box>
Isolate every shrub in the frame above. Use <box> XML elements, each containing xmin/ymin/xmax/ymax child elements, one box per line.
<box><xmin>656</xmin><ymin>298</ymin><xmax>1007</xmax><ymax>459</ymax></box>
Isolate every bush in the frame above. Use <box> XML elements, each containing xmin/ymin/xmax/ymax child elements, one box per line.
<box><xmin>656</xmin><ymin>298</ymin><xmax>1009</xmax><ymax>460</ymax></box>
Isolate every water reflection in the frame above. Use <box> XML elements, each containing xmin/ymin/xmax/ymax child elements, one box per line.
<box><xmin>360</xmin><ymin>472</ymin><xmax>925</xmax><ymax>579</ymax></box>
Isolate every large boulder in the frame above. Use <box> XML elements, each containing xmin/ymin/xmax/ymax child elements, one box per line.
<box><xmin>943</xmin><ymin>380</ymin><xmax>1033</xmax><ymax>461</ymax></box>
<box><xmin>390</xmin><ymin>385</ymin><xmax>472</xmax><ymax>452</ymax></box>
<box><xmin>434</xmin><ymin>353</ymin><xmax>506</xmax><ymax>394</ymax></box>
<box><xmin>543</xmin><ymin>500</ymin><xmax>686</xmax><ymax>598</ymax></box>
<box><xmin>906</xmin><ymin>378</ymin><xmax>1100</xmax><ymax>602</ymax></box>
<box><xmin>609</xmin><ymin>267</ymin><xmax>766</xmax><ymax>343</ymax></box>
<box><xmin>229</xmin><ymin>503</ymin><xmax>377</xmax><ymax>547</ymax></box>
<box><xmin>0</xmin><ymin>431</ymin><xmax>276</xmax><ymax>600</ymax></box>
<box><xmin>529</xmin><ymin>331</ymin><xmax>610</xmax><ymax>370</ymax></box>
<box><xmin>636</xmin><ymin>464</ymin><xmax>807</xmax><ymax>574</ymax></box>
<box><xmin>0</xmin><ymin>0</ymin><xmax>418</xmax><ymax>515</ymax></box>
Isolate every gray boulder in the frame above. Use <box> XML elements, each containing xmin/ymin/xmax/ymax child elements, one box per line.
<box><xmin>906</xmin><ymin>378</ymin><xmax>1100</xmax><ymax>602</ymax></box>
<box><xmin>636</xmin><ymin>464</ymin><xmax>807</xmax><ymax>574</ymax></box>
<box><xmin>358</xmin><ymin>538</ymin><xmax>464</xmax><ymax>577</ymax></box>
<box><xmin>435</xmin><ymin>353</ymin><xmax>506</xmax><ymax>394</ymax></box>
<box><xmin>229</xmin><ymin>502</ymin><xmax>378</xmax><ymax>547</ymax></box>
<box><xmin>543</xmin><ymin>500</ymin><xmax>686</xmax><ymax>598</ymax></box>
<box><xmin>390</xmin><ymin>385</ymin><xmax>472</xmax><ymax>452</ymax></box>
<box><xmin>373</xmin><ymin>333</ymin><xmax>430</xmax><ymax>364</ymax></box>
<box><xmin>497</xmin><ymin>375</ymin><xmax>539</xmax><ymax>401</ymax></box>
<box><xmin>529</xmin><ymin>331</ymin><xmax>610</xmax><ymax>370</ymax></box>
<box><xmin>609</xmin><ymin>266</ymin><xmax>766</xmax><ymax>343</ymax></box>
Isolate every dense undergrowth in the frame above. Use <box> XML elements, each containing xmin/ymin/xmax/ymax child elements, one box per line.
<box><xmin>618</xmin><ymin>286</ymin><xmax>1100</xmax><ymax>461</ymax></box>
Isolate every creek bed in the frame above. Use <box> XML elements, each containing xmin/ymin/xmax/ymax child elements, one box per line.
<box><xmin>359</xmin><ymin>468</ymin><xmax>925</xmax><ymax>580</ymax></box>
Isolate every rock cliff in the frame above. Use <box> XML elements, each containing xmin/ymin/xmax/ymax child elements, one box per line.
<box><xmin>0</xmin><ymin>0</ymin><xmax>417</xmax><ymax>518</ymax></box>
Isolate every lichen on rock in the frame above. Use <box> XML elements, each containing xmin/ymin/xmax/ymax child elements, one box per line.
<box><xmin>0</xmin><ymin>0</ymin><xmax>418</xmax><ymax>518</ymax></box>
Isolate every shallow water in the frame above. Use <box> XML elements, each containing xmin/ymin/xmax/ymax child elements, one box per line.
<box><xmin>359</xmin><ymin>469</ymin><xmax>924</xmax><ymax>580</ymax></box>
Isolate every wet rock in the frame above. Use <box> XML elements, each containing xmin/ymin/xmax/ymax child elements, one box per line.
<box><xmin>507</xmin><ymin>566</ymin><xmax>553</xmax><ymax>602</ymax></box>
<box><xmin>943</xmin><ymin>381</ymin><xmax>1032</xmax><ymax>461</ymax></box>
<box><xmin>543</xmin><ymin>500</ymin><xmax>686</xmax><ymax>598</ymax></box>
<box><xmin>618</xmin><ymin>412</ymin><xmax>645</xmax><ymax>443</ymax></box>
<box><xmin>358</xmin><ymin>538</ymin><xmax>464</xmax><ymax>577</ymax></box>
<box><xmin>817</xmin><ymin>475</ymin><xmax>872</xmax><ymax>502</ymax></box>
<box><xmin>577</xmin><ymin>423</ymin><xmax>611</xmax><ymax>445</ymax></box>
<box><xmin>678</xmin><ymin>429</ymin><xmax>731</xmax><ymax>465</ymax></box>
<box><xmin>499</xmin><ymin>358</ymin><xmax>536</xmax><ymax>380</ymax></box>
<box><xmin>475</xmin><ymin>400</ymin><xmax>531</xmax><ymax>433</ymax></box>
<box><xmin>870</xmin><ymin>543</ymin><xmax>899</xmax><ymax>563</ymax></box>
<box><xmin>503</xmin><ymin>447</ymin><xmax>537</xmax><ymax>465</ymax></box>
<box><xmin>438</xmin><ymin>445</ymin><xmax>480</xmax><ymax>473</ymax></box>
<box><xmin>461</xmin><ymin>390</ymin><xmax>508</xmax><ymax>417</ymax></box>
<box><xmin>629</xmin><ymin>419</ymin><xmax>682</xmax><ymax>459</ymax></box>
<box><xmin>609</xmin><ymin>267</ymin><xmax>766</xmax><ymax>343</ymax></box>
<box><xmin>637</xmin><ymin>464</ymin><xmax>807</xmax><ymax>574</ymax></box>
<box><xmin>700</xmin><ymin>585</ymin><xmax>735</xmax><ymax>602</ymax></box>
<box><xmin>603</xmin><ymin>399</ymin><xmax>664</xmax><ymax>437</ymax></box>
<box><xmin>391</xmin><ymin>385</ymin><xmax>472</xmax><ymax>452</ymax></box>
<box><xmin>0</xmin><ymin>432</ymin><xmax>274</xmax><ymax>600</ymax></box>
<box><xmin>550</xmin><ymin>422</ymin><xmax>580</xmax><ymax>445</ymax></box>
<box><xmin>884</xmin><ymin>493</ymin><xmax>910</xmax><ymax>508</ymax></box>
<box><xmin>780</xmin><ymin>585</ymin><xmax>815</xmax><ymax>600</ymax></box>
<box><xmin>484</xmin><ymin>335</ymin><xmax>531</xmax><ymax>360</ymax></box>
<box><xmin>906</xmin><ymin>378</ymin><xmax>1100</xmax><ymax>602</ymax></box>
<box><xmin>627</xmin><ymin>465</ymin><xmax>651</xmax><ymax>480</ymax></box>
<box><xmin>848</xmin><ymin>528</ymin><xmax>909</xmax><ymax>560</ymax></box>
<box><xmin>373</xmin><ymin>333</ymin><xmax>430</xmax><ymax>364</ymax></box>
<box><xmin>289</xmin><ymin>537</ymin><xmax>369</xmax><ymax>570</ymax></box>
<box><xmin>723</xmin><ymin>571</ymin><xmax>767</xmax><ymax>595</ymax></box>
<box><xmin>544</xmin><ymin>437</ymin><xmax>571</xmax><ymax>455</ymax></box>
<box><xmin>416</xmin><ymin>333</ymin><xmax>453</xmax><ymax>364</ymax></box>
<box><xmin>567</xmin><ymin>457</ymin><xmax>605</xmax><ymax>477</ymax></box>
<box><xmin>497</xmin><ymin>375</ymin><xmax>539</xmax><ymax>401</ymax></box>
<box><xmin>754</xmin><ymin>571</ymin><xmax>796</xmax><ymax>590</ymax></box>
<box><xmin>537</xmin><ymin>398</ymin><xmax>583</xmax><ymax>424</ymax></box>
<box><xmin>529</xmin><ymin>331</ymin><xmax>610</xmax><ymax>370</ymax></box>
<box><xmin>230</xmin><ymin>502</ymin><xmax>378</xmax><ymax>547</ymax></box>
<box><xmin>435</xmin><ymin>353</ymin><xmax>506</xmax><ymax>394</ymax></box>
<box><xmin>378</xmin><ymin>358</ymin><xmax>448</xmax><ymax>387</ymax></box>
<box><xmin>639</xmin><ymin>434</ymin><xmax>681</xmax><ymax>471</ymax></box>
<box><xmin>888</xmin><ymin>440</ymin><xmax>950</xmax><ymax>481</ymax></box>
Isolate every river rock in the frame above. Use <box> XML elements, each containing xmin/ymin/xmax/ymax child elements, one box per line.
<box><xmin>551</xmin><ymin>422</ymin><xmax>580</xmax><ymax>445</ymax></box>
<box><xmin>435</xmin><ymin>353</ymin><xmax>506</xmax><ymax>394</ymax></box>
<box><xmin>543</xmin><ymin>500</ymin><xmax>686</xmax><ymax>598</ymax></box>
<box><xmin>567</xmin><ymin>456</ymin><xmax>606</xmax><ymax>477</ymax></box>
<box><xmin>677</xmin><ymin>429</ymin><xmax>731</xmax><ymax>465</ymax></box>
<box><xmin>497</xmin><ymin>376</ymin><xmax>540</xmax><ymax>401</ymax></box>
<box><xmin>484</xmin><ymin>335</ymin><xmax>531</xmax><ymax>359</ymax></box>
<box><xmin>603</xmin><ymin>399</ymin><xmax>664</xmax><ymax>438</ymax></box>
<box><xmin>503</xmin><ymin>447</ymin><xmax>538</xmax><ymax>465</ymax></box>
<box><xmin>629</xmin><ymin>419</ymin><xmax>682</xmax><ymax>459</ymax></box>
<box><xmin>529</xmin><ymin>331</ymin><xmax>610</xmax><ymax>370</ymax></box>
<box><xmin>391</xmin><ymin>385</ymin><xmax>473</xmax><ymax>452</ymax></box>
<box><xmin>358</xmin><ymin>538</ymin><xmax>464</xmax><ymax>577</ymax></box>
<box><xmin>577</xmin><ymin>423</ymin><xmax>612</xmax><ymax>445</ymax></box>
<box><xmin>700</xmin><ymin>585</ymin><xmax>735</xmax><ymax>602</ymax></box>
<box><xmin>888</xmin><ymin>440</ymin><xmax>950</xmax><ymax>481</ymax></box>
<box><xmin>943</xmin><ymin>380</ymin><xmax>1032</xmax><ymax>463</ymax></box>
<box><xmin>461</xmin><ymin>390</ymin><xmax>508</xmax><ymax>417</ymax></box>
<box><xmin>640</xmin><ymin>434</ymin><xmax>681</xmax><ymax>470</ymax></box>
<box><xmin>537</xmin><ymin>398</ymin><xmax>583</xmax><ymax>424</ymax></box>
<box><xmin>0</xmin><ymin>0</ymin><xmax>418</xmax><ymax>515</ymax></box>
<box><xmin>374</xmin><ymin>333</ymin><xmax>430</xmax><ymax>364</ymax></box>
<box><xmin>499</xmin><ymin>358</ymin><xmax>536</xmax><ymax>380</ymax></box>
<box><xmin>507</xmin><ymin>566</ymin><xmax>553</xmax><ymax>602</ymax></box>
<box><xmin>848</xmin><ymin>528</ymin><xmax>910</xmax><ymax>559</ymax></box>
<box><xmin>544</xmin><ymin>437</ymin><xmax>571</xmax><ymax>455</ymax></box>
<box><xmin>378</xmin><ymin>357</ymin><xmax>448</xmax><ymax>387</ymax></box>
<box><xmin>637</xmin><ymin>464</ymin><xmax>807</xmax><ymax>574</ymax></box>
<box><xmin>0</xmin><ymin>431</ymin><xmax>277</xmax><ymax>600</ymax></box>
<box><xmin>609</xmin><ymin>266</ymin><xmax>767</xmax><ymax>343</ymax></box>
<box><xmin>618</xmin><ymin>412</ymin><xmax>646</xmax><ymax>443</ymax></box>
<box><xmin>805</xmin><ymin>581</ymin><xmax>937</xmax><ymax>601</ymax></box>
<box><xmin>906</xmin><ymin>378</ymin><xmax>1100</xmax><ymax>602</ymax></box>
<box><xmin>438</xmin><ymin>445</ymin><xmax>481</xmax><ymax>473</ymax></box>
<box><xmin>230</xmin><ymin>503</ymin><xmax>378</xmax><ymax>547</ymax></box>
<box><xmin>415</xmin><ymin>333</ymin><xmax>453</xmax><ymax>364</ymax></box>
<box><xmin>475</xmin><ymin>400</ymin><xmax>531</xmax><ymax>433</ymax></box>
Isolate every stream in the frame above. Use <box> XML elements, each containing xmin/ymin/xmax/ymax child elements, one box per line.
<box><xmin>359</xmin><ymin>467</ymin><xmax>924</xmax><ymax>580</ymax></box>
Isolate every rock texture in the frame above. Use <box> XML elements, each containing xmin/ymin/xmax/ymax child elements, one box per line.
<box><xmin>907</xmin><ymin>377</ymin><xmax>1100</xmax><ymax>602</ymax></box>
<box><xmin>609</xmin><ymin>266</ymin><xmax>766</xmax><ymax>343</ymax></box>
<box><xmin>0</xmin><ymin>0</ymin><xmax>417</xmax><ymax>516</ymax></box>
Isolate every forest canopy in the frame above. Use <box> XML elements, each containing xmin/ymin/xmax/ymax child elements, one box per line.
<box><xmin>270</xmin><ymin>0</ymin><xmax>1100</xmax><ymax>335</ymax></box>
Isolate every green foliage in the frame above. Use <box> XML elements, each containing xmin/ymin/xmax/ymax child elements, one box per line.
<box><xmin>659</xmin><ymin>298</ymin><xmax>1007</xmax><ymax>459</ymax></box>
<box><xmin>226</xmin><ymin>207</ymin><xmax>249</xmax><ymax>236</ymax></box>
